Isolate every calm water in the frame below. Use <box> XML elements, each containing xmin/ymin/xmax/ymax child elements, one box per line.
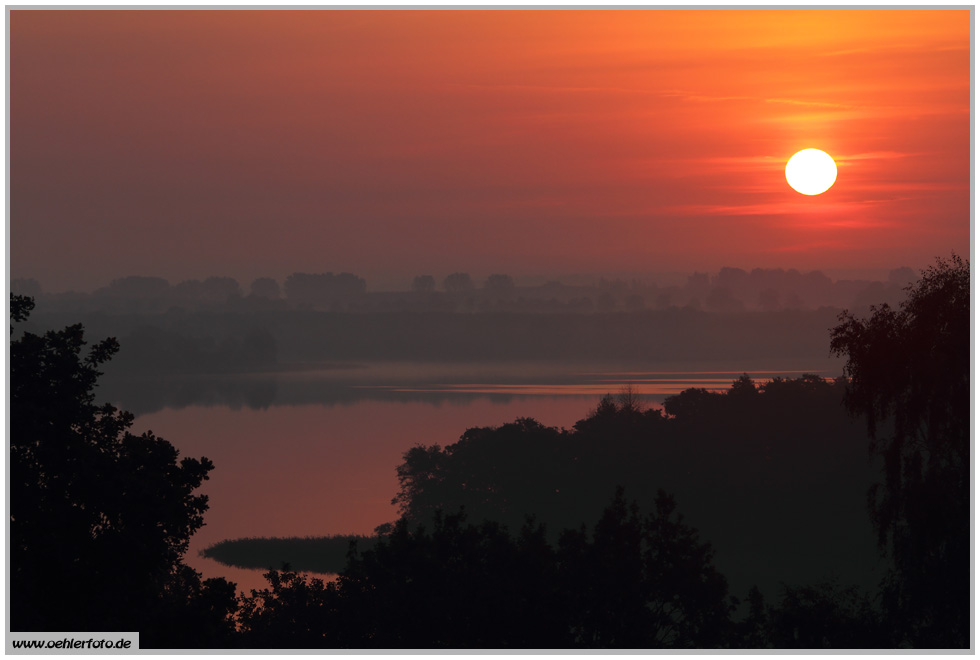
<box><xmin>123</xmin><ymin>359</ymin><xmax>845</xmax><ymax>594</ymax></box>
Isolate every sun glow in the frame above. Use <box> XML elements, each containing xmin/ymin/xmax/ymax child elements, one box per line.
<box><xmin>785</xmin><ymin>149</ymin><xmax>838</xmax><ymax>195</ymax></box>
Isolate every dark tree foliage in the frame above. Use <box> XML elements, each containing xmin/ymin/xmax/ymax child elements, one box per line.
<box><xmin>766</xmin><ymin>581</ymin><xmax>889</xmax><ymax>649</ymax></box>
<box><xmin>228</xmin><ymin>371</ymin><xmax>890</xmax><ymax>649</ymax></box>
<box><xmin>442</xmin><ymin>272</ymin><xmax>475</xmax><ymax>293</ymax></box>
<box><xmin>249</xmin><ymin>276</ymin><xmax>281</xmax><ymax>300</ymax></box>
<box><xmin>830</xmin><ymin>254</ymin><xmax>970</xmax><ymax>648</ymax></box>
<box><xmin>238</xmin><ymin>490</ymin><xmax>733</xmax><ymax>649</ymax></box>
<box><xmin>9</xmin><ymin>295</ymin><xmax>237</xmax><ymax>646</ymax></box>
<box><xmin>100</xmin><ymin>275</ymin><xmax>170</xmax><ymax>299</ymax></box>
<box><xmin>237</xmin><ymin>569</ymin><xmax>341</xmax><ymax>649</ymax></box>
<box><xmin>572</xmin><ymin>387</ymin><xmax>663</xmax><ymax>437</ymax></box>
<box><xmin>391</xmin><ymin>418</ymin><xmax>578</xmax><ymax>532</ymax></box>
<box><xmin>555</xmin><ymin>489</ymin><xmax>733</xmax><ymax>648</ymax></box>
<box><xmin>335</xmin><ymin>514</ymin><xmax>569</xmax><ymax>648</ymax></box>
<box><xmin>173</xmin><ymin>276</ymin><xmax>242</xmax><ymax>303</ymax></box>
<box><xmin>483</xmin><ymin>273</ymin><xmax>516</xmax><ymax>295</ymax></box>
<box><xmin>389</xmin><ymin>377</ymin><xmax>868</xmax><ymax>548</ymax></box>
<box><xmin>411</xmin><ymin>274</ymin><xmax>436</xmax><ymax>294</ymax></box>
<box><xmin>283</xmin><ymin>271</ymin><xmax>367</xmax><ymax>308</ymax></box>
<box><xmin>731</xmin><ymin>586</ymin><xmax>771</xmax><ymax>649</ymax></box>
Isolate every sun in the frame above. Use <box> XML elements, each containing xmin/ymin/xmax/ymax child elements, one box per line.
<box><xmin>785</xmin><ymin>148</ymin><xmax>837</xmax><ymax>195</ymax></box>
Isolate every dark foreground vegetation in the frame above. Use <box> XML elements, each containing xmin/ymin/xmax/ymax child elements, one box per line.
<box><xmin>205</xmin><ymin>375</ymin><xmax>877</xmax><ymax>604</ymax></box>
<box><xmin>9</xmin><ymin>255</ymin><xmax>969</xmax><ymax>649</ymax></box>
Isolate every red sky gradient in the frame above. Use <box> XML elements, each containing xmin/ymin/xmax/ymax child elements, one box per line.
<box><xmin>10</xmin><ymin>10</ymin><xmax>971</xmax><ymax>292</ymax></box>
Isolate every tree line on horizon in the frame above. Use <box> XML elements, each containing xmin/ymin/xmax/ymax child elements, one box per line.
<box><xmin>13</xmin><ymin>264</ymin><xmax>915</xmax><ymax>315</ymax></box>
<box><xmin>8</xmin><ymin>255</ymin><xmax>969</xmax><ymax>649</ymax></box>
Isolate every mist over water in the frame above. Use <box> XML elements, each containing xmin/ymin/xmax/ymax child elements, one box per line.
<box><xmin>16</xmin><ymin>277</ymin><xmax>888</xmax><ymax>627</ymax></box>
<box><xmin>10</xmin><ymin>6</ymin><xmax>970</xmax><ymax>647</ymax></box>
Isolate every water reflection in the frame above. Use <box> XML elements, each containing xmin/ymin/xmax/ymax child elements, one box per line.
<box><xmin>100</xmin><ymin>359</ymin><xmax>843</xmax><ymax>415</ymax></box>
<box><xmin>119</xmin><ymin>359</ymin><xmax>853</xmax><ymax>596</ymax></box>
<box><xmin>137</xmin><ymin>396</ymin><xmax>603</xmax><ymax>596</ymax></box>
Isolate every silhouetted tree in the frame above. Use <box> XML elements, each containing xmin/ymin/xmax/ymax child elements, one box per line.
<box><xmin>767</xmin><ymin>581</ymin><xmax>888</xmax><ymax>649</ymax></box>
<box><xmin>173</xmin><ymin>278</ymin><xmax>206</xmax><ymax>302</ymax></box>
<box><xmin>556</xmin><ymin>488</ymin><xmax>733</xmax><ymax>648</ymax></box>
<box><xmin>391</xmin><ymin>418</ymin><xmax>571</xmax><ymax>532</ymax></box>
<box><xmin>240</xmin><ymin>490</ymin><xmax>733</xmax><ymax>649</ymax></box>
<box><xmin>155</xmin><ymin>564</ymin><xmax>240</xmax><ymax>648</ymax></box>
<box><xmin>571</xmin><ymin>386</ymin><xmax>661</xmax><ymax>440</ymax></box>
<box><xmin>334</xmin><ymin>513</ymin><xmax>569</xmax><ymax>648</ymax></box>
<box><xmin>731</xmin><ymin>586</ymin><xmax>771</xmax><ymax>648</ymax></box>
<box><xmin>94</xmin><ymin>275</ymin><xmax>171</xmax><ymax>311</ymax></box>
<box><xmin>201</xmin><ymin>276</ymin><xmax>242</xmax><ymax>302</ymax></box>
<box><xmin>250</xmin><ymin>277</ymin><xmax>281</xmax><ymax>299</ymax></box>
<box><xmin>830</xmin><ymin>254</ymin><xmax>969</xmax><ymax>648</ymax></box>
<box><xmin>238</xmin><ymin>569</ymin><xmax>341</xmax><ymax>648</ymax></box>
<box><xmin>10</xmin><ymin>295</ymin><xmax>237</xmax><ymax>644</ymax></box>
<box><xmin>380</xmin><ymin>374</ymin><xmax>874</xmax><ymax>636</ymax></box>
<box><xmin>483</xmin><ymin>273</ymin><xmax>515</xmax><ymax>295</ymax></box>
<box><xmin>729</xmin><ymin>373</ymin><xmax>759</xmax><ymax>398</ymax></box>
<box><xmin>284</xmin><ymin>272</ymin><xmax>367</xmax><ymax>308</ymax></box>
<box><xmin>100</xmin><ymin>275</ymin><xmax>170</xmax><ymax>299</ymax></box>
<box><xmin>442</xmin><ymin>272</ymin><xmax>474</xmax><ymax>293</ymax></box>
<box><xmin>662</xmin><ymin>387</ymin><xmax>723</xmax><ymax>422</ymax></box>
<box><xmin>411</xmin><ymin>274</ymin><xmax>435</xmax><ymax>294</ymax></box>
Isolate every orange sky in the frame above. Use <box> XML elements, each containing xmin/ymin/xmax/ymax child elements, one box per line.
<box><xmin>10</xmin><ymin>10</ymin><xmax>971</xmax><ymax>291</ymax></box>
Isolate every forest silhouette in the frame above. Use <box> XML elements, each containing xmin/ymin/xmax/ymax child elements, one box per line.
<box><xmin>8</xmin><ymin>255</ymin><xmax>970</xmax><ymax>649</ymax></box>
<box><xmin>15</xmin><ymin>265</ymin><xmax>915</xmax><ymax>384</ymax></box>
<box><xmin>15</xmin><ymin>265</ymin><xmax>914</xmax><ymax>316</ymax></box>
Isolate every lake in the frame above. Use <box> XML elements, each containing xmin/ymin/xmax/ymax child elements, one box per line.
<box><xmin>112</xmin><ymin>358</ymin><xmax>854</xmax><ymax>595</ymax></box>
